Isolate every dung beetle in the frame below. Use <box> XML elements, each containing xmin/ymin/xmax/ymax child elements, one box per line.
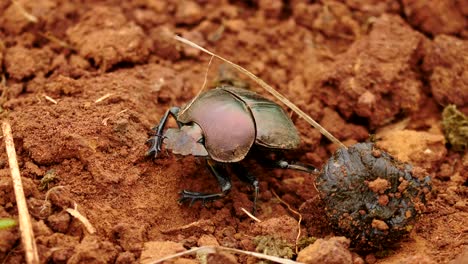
<box><xmin>148</xmin><ymin>85</ymin><xmax>316</xmax><ymax>213</ymax></box>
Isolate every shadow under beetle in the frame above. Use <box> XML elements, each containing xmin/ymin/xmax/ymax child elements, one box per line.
<box><xmin>148</xmin><ymin>85</ymin><xmax>317</xmax><ymax>213</ymax></box>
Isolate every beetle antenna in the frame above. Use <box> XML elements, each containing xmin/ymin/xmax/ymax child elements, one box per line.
<box><xmin>173</xmin><ymin>35</ymin><xmax>347</xmax><ymax>149</ymax></box>
<box><xmin>179</xmin><ymin>54</ymin><xmax>214</xmax><ymax>116</ymax></box>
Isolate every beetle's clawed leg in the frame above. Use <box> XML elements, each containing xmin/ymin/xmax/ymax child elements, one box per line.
<box><xmin>232</xmin><ymin>163</ymin><xmax>259</xmax><ymax>215</ymax></box>
<box><xmin>276</xmin><ymin>160</ymin><xmax>319</xmax><ymax>174</ymax></box>
<box><xmin>178</xmin><ymin>190</ymin><xmax>227</xmax><ymax>207</ymax></box>
<box><xmin>146</xmin><ymin>135</ymin><xmax>167</xmax><ymax>157</ymax></box>
<box><xmin>147</xmin><ymin>107</ymin><xmax>181</xmax><ymax>158</ymax></box>
<box><xmin>147</xmin><ymin>124</ymin><xmax>168</xmax><ymax>157</ymax></box>
<box><xmin>178</xmin><ymin>160</ymin><xmax>232</xmax><ymax>208</ymax></box>
<box><xmin>252</xmin><ymin>179</ymin><xmax>259</xmax><ymax>215</ymax></box>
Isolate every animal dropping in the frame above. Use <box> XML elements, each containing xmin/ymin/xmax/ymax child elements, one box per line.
<box><xmin>316</xmin><ymin>142</ymin><xmax>432</xmax><ymax>250</ymax></box>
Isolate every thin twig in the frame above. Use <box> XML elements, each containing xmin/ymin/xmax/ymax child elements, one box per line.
<box><xmin>43</xmin><ymin>95</ymin><xmax>58</xmax><ymax>104</ymax></box>
<box><xmin>2</xmin><ymin>121</ymin><xmax>39</xmax><ymax>264</ymax></box>
<box><xmin>149</xmin><ymin>245</ymin><xmax>304</xmax><ymax>264</ymax></box>
<box><xmin>101</xmin><ymin>108</ymin><xmax>128</xmax><ymax>126</ymax></box>
<box><xmin>272</xmin><ymin>190</ymin><xmax>302</xmax><ymax>254</ymax></box>
<box><xmin>0</xmin><ymin>73</ymin><xmax>6</xmax><ymax>87</ymax></box>
<box><xmin>66</xmin><ymin>203</ymin><xmax>96</xmax><ymax>234</ymax></box>
<box><xmin>173</xmin><ymin>35</ymin><xmax>346</xmax><ymax>149</ymax></box>
<box><xmin>40</xmin><ymin>186</ymin><xmax>65</xmax><ymax>215</ymax></box>
<box><xmin>2</xmin><ymin>244</ymin><xmax>19</xmax><ymax>264</ymax></box>
<box><xmin>95</xmin><ymin>93</ymin><xmax>113</xmax><ymax>103</ymax></box>
<box><xmin>241</xmin><ymin>207</ymin><xmax>262</xmax><ymax>223</ymax></box>
<box><xmin>0</xmin><ymin>74</ymin><xmax>7</xmax><ymax>102</ymax></box>
<box><xmin>179</xmin><ymin>55</ymin><xmax>214</xmax><ymax>116</ymax></box>
<box><xmin>12</xmin><ymin>0</ymin><xmax>38</xmax><ymax>23</ymax></box>
<box><xmin>38</xmin><ymin>32</ymin><xmax>76</xmax><ymax>50</ymax></box>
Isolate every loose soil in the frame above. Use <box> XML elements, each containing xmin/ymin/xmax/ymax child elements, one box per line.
<box><xmin>0</xmin><ymin>1</ymin><xmax>467</xmax><ymax>263</ymax></box>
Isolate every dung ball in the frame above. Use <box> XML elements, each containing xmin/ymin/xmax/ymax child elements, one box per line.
<box><xmin>316</xmin><ymin>142</ymin><xmax>431</xmax><ymax>250</ymax></box>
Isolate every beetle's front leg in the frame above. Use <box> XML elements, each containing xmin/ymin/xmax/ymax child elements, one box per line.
<box><xmin>147</xmin><ymin>106</ymin><xmax>181</xmax><ymax>157</ymax></box>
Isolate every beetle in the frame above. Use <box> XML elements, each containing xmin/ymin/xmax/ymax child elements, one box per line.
<box><xmin>148</xmin><ymin>85</ymin><xmax>316</xmax><ymax>213</ymax></box>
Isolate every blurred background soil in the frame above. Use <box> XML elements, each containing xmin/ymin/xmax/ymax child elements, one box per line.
<box><xmin>0</xmin><ymin>0</ymin><xmax>466</xmax><ymax>263</ymax></box>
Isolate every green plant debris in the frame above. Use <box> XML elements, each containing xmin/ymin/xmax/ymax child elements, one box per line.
<box><xmin>197</xmin><ymin>252</ymin><xmax>208</xmax><ymax>264</ymax></box>
<box><xmin>0</xmin><ymin>218</ymin><xmax>16</xmax><ymax>230</ymax></box>
<box><xmin>442</xmin><ymin>105</ymin><xmax>468</xmax><ymax>152</ymax></box>
<box><xmin>375</xmin><ymin>249</ymin><xmax>394</xmax><ymax>258</ymax></box>
<box><xmin>253</xmin><ymin>235</ymin><xmax>294</xmax><ymax>263</ymax></box>
<box><xmin>39</xmin><ymin>169</ymin><xmax>57</xmax><ymax>191</ymax></box>
<box><xmin>297</xmin><ymin>236</ymin><xmax>317</xmax><ymax>251</ymax></box>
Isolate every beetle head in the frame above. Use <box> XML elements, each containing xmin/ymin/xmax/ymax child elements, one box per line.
<box><xmin>163</xmin><ymin>123</ymin><xmax>209</xmax><ymax>157</ymax></box>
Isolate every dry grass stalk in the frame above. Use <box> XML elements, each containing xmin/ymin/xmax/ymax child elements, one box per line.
<box><xmin>241</xmin><ymin>207</ymin><xmax>262</xmax><ymax>223</ymax></box>
<box><xmin>2</xmin><ymin>121</ymin><xmax>39</xmax><ymax>264</ymax></box>
<box><xmin>149</xmin><ymin>245</ymin><xmax>304</xmax><ymax>264</ymax></box>
<box><xmin>95</xmin><ymin>93</ymin><xmax>113</xmax><ymax>103</ymax></box>
<box><xmin>39</xmin><ymin>186</ymin><xmax>65</xmax><ymax>215</ymax></box>
<box><xmin>102</xmin><ymin>108</ymin><xmax>129</xmax><ymax>126</ymax></box>
<box><xmin>1</xmin><ymin>73</ymin><xmax>6</xmax><ymax>87</ymax></box>
<box><xmin>179</xmin><ymin>55</ymin><xmax>214</xmax><ymax>116</ymax></box>
<box><xmin>173</xmin><ymin>35</ymin><xmax>346</xmax><ymax>149</ymax></box>
<box><xmin>12</xmin><ymin>0</ymin><xmax>38</xmax><ymax>23</ymax></box>
<box><xmin>66</xmin><ymin>203</ymin><xmax>96</xmax><ymax>234</ymax></box>
<box><xmin>272</xmin><ymin>190</ymin><xmax>303</xmax><ymax>254</ymax></box>
<box><xmin>43</xmin><ymin>95</ymin><xmax>58</xmax><ymax>104</ymax></box>
<box><xmin>38</xmin><ymin>32</ymin><xmax>76</xmax><ymax>50</ymax></box>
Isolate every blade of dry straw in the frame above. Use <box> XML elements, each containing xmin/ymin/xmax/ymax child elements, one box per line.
<box><xmin>149</xmin><ymin>245</ymin><xmax>304</xmax><ymax>264</ymax></box>
<box><xmin>272</xmin><ymin>190</ymin><xmax>302</xmax><ymax>254</ymax></box>
<box><xmin>12</xmin><ymin>0</ymin><xmax>38</xmax><ymax>23</ymax></box>
<box><xmin>173</xmin><ymin>35</ymin><xmax>346</xmax><ymax>148</ymax></box>
<box><xmin>2</xmin><ymin>121</ymin><xmax>39</xmax><ymax>264</ymax></box>
<box><xmin>178</xmin><ymin>55</ymin><xmax>214</xmax><ymax>116</ymax></box>
<box><xmin>66</xmin><ymin>204</ymin><xmax>96</xmax><ymax>234</ymax></box>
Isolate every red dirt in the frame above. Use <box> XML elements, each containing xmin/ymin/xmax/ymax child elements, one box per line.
<box><xmin>0</xmin><ymin>1</ymin><xmax>466</xmax><ymax>263</ymax></box>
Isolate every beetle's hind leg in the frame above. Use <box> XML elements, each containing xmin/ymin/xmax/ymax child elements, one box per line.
<box><xmin>276</xmin><ymin>160</ymin><xmax>319</xmax><ymax>173</ymax></box>
<box><xmin>231</xmin><ymin>163</ymin><xmax>259</xmax><ymax>215</ymax></box>
<box><xmin>147</xmin><ymin>106</ymin><xmax>181</xmax><ymax>157</ymax></box>
<box><xmin>179</xmin><ymin>160</ymin><xmax>232</xmax><ymax>206</ymax></box>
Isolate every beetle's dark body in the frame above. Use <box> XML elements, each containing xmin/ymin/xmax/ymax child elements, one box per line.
<box><xmin>176</xmin><ymin>86</ymin><xmax>300</xmax><ymax>162</ymax></box>
<box><xmin>148</xmin><ymin>85</ymin><xmax>315</xmax><ymax>212</ymax></box>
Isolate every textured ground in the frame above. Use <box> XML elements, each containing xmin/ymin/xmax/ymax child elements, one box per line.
<box><xmin>0</xmin><ymin>0</ymin><xmax>467</xmax><ymax>263</ymax></box>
